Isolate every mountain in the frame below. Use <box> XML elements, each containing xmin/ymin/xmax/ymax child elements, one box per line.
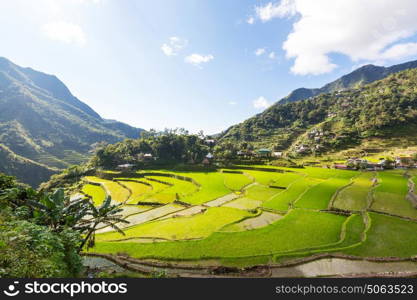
<box><xmin>0</xmin><ymin>57</ymin><xmax>143</xmax><ymax>186</ymax></box>
<box><xmin>219</xmin><ymin>67</ymin><xmax>417</xmax><ymax>156</ymax></box>
<box><xmin>0</xmin><ymin>143</ymin><xmax>56</xmax><ymax>187</ymax></box>
<box><xmin>279</xmin><ymin>60</ymin><xmax>417</xmax><ymax>104</ymax></box>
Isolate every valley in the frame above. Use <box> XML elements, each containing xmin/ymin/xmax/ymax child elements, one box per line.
<box><xmin>2</xmin><ymin>57</ymin><xmax>417</xmax><ymax>278</ymax></box>
<box><xmin>77</xmin><ymin>165</ymin><xmax>417</xmax><ymax>277</ymax></box>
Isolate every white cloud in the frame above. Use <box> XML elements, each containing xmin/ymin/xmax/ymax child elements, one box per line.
<box><xmin>255</xmin><ymin>0</ymin><xmax>417</xmax><ymax>75</ymax></box>
<box><xmin>161</xmin><ymin>36</ymin><xmax>188</xmax><ymax>56</ymax></box>
<box><xmin>255</xmin><ymin>48</ymin><xmax>266</xmax><ymax>56</ymax></box>
<box><xmin>247</xmin><ymin>16</ymin><xmax>255</xmax><ymax>25</ymax></box>
<box><xmin>253</xmin><ymin>96</ymin><xmax>272</xmax><ymax>109</ymax></box>
<box><xmin>380</xmin><ymin>42</ymin><xmax>417</xmax><ymax>60</ymax></box>
<box><xmin>256</xmin><ymin>0</ymin><xmax>296</xmax><ymax>22</ymax></box>
<box><xmin>229</xmin><ymin>101</ymin><xmax>237</xmax><ymax>105</ymax></box>
<box><xmin>41</xmin><ymin>21</ymin><xmax>86</xmax><ymax>46</ymax></box>
<box><xmin>269</xmin><ymin>52</ymin><xmax>276</xmax><ymax>59</ymax></box>
<box><xmin>185</xmin><ymin>54</ymin><xmax>214</xmax><ymax>67</ymax></box>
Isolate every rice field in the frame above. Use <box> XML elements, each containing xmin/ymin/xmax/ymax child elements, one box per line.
<box><xmin>81</xmin><ymin>184</ymin><xmax>106</xmax><ymax>206</ymax></box>
<box><xmin>262</xmin><ymin>177</ymin><xmax>321</xmax><ymax>211</ymax></box>
<box><xmin>80</xmin><ymin>165</ymin><xmax>417</xmax><ymax>270</ymax></box>
<box><xmin>96</xmin><ymin>207</ymin><xmax>254</xmax><ymax>241</ymax></box>
<box><xmin>371</xmin><ymin>171</ymin><xmax>417</xmax><ymax>219</ymax></box>
<box><xmin>84</xmin><ymin>176</ymin><xmax>130</xmax><ymax>202</ymax></box>
<box><xmin>295</xmin><ymin>177</ymin><xmax>353</xmax><ymax>210</ymax></box>
<box><xmin>92</xmin><ymin>209</ymin><xmax>347</xmax><ymax>260</ymax></box>
<box><xmin>333</xmin><ymin>172</ymin><xmax>375</xmax><ymax>211</ymax></box>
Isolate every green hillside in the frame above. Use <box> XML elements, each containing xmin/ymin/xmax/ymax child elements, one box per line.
<box><xmin>219</xmin><ymin>68</ymin><xmax>417</xmax><ymax>156</ymax></box>
<box><xmin>0</xmin><ymin>143</ymin><xmax>57</xmax><ymax>187</ymax></box>
<box><xmin>279</xmin><ymin>59</ymin><xmax>417</xmax><ymax>104</ymax></box>
<box><xmin>0</xmin><ymin>57</ymin><xmax>144</xmax><ymax>185</ymax></box>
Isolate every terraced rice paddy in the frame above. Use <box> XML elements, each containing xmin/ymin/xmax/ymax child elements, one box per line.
<box><xmin>295</xmin><ymin>177</ymin><xmax>353</xmax><ymax>209</ymax></box>
<box><xmin>80</xmin><ymin>166</ymin><xmax>417</xmax><ymax>273</ymax></box>
<box><xmin>333</xmin><ymin>172</ymin><xmax>375</xmax><ymax>211</ymax></box>
<box><xmin>81</xmin><ymin>184</ymin><xmax>106</xmax><ymax>206</ymax></box>
<box><xmin>371</xmin><ymin>171</ymin><xmax>417</xmax><ymax>219</ymax></box>
<box><xmin>84</xmin><ymin>176</ymin><xmax>130</xmax><ymax>202</ymax></box>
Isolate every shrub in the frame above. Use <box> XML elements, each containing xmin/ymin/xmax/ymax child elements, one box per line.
<box><xmin>0</xmin><ymin>220</ymin><xmax>83</xmax><ymax>278</ymax></box>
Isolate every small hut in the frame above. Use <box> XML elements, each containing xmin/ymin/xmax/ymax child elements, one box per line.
<box><xmin>256</xmin><ymin>149</ymin><xmax>272</xmax><ymax>158</ymax></box>
<box><xmin>116</xmin><ymin>163</ymin><xmax>135</xmax><ymax>171</ymax></box>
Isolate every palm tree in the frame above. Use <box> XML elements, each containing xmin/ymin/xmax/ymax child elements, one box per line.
<box><xmin>77</xmin><ymin>195</ymin><xmax>129</xmax><ymax>252</ymax></box>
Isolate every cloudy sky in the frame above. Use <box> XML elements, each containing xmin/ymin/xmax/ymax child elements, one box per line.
<box><xmin>2</xmin><ymin>0</ymin><xmax>417</xmax><ymax>134</ymax></box>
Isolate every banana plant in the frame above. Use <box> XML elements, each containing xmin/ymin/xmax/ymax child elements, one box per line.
<box><xmin>77</xmin><ymin>195</ymin><xmax>128</xmax><ymax>252</ymax></box>
<box><xmin>28</xmin><ymin>189</ymin><xmax>91</xmax><ymax>232</ymax></box>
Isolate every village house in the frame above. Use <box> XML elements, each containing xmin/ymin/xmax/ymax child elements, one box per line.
<box><xmin>256</xmin><ymin>149</ymin><xmax>272</xmax><ymax>158</ymax></box>
<box><xmin>334</xmin><ymin>164</ymin><xmax>348</xmax><ymax>170</ymax></box>
<box><xmin>143</xmin><ymin>153</ymin><xmax>154</xmax><ymax>161</ymax></box>
<box><xmin>116</xmin><ymin>163</ymin><xmax>135</xmax><ymax>171</ymax></box>
<box><xmin>272</xmin><ymin>151</ymin><xmax>283</xmax><ymax>158</ymax></box>
<box><xmin>204</xmin><ymin>139</ymin><xmax>216</xmax><ymax>146</ymax></box>
<box><xmin>202</xmin><ymin>153</ymin><xmax>214</xmax><ymax>165</ymax></box>
<box><xmin>295</xmin><ymin>144</ymin><xmax>309</xmax><ymax>154</ymax></box>
<box><xmin>395</xmin><ymin>156</ymin><xmax>413</xmax><ymax>168</ymax></box>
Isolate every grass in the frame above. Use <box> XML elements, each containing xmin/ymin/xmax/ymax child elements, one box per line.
<box><xmin>84</xmin><ymin>176</ymin><xmax>130</xmax><ymax>202</ymax></box>
<box><xmin>263</xmin><ymin>177</ymin><xmax>321</xmax><ymax>211</ymax></box>
<box><xmin>117</xmin><ymin>181</ymin><xmax>152</xmax><ymax>204</ymax></box>
<box><xmin>85</xmin><ymin>167</ymin><xmax>417</xmax><ymax>268</ymax></box>
<box><xmin>273</xmin><ymin>213</ymin><xmax>367</xmax><ymax>262</ymax></box>
<box><xmin>176</xmin><ymin>172</ymin><xmax>232</xmax><ymax>205</ymax></box>
<box><xmin>92</xmin><ymin>209</ymin><xmax>347</xmax><ymax>260</ymax></box>
<box><xmin>96</xmin><ymin>207</ymin><xmax>253</xmax><ymax>241</ymax></box>
<box><xmin>371</xmin><ymin>171</ymin><xmax>417</xmax><ymax>219</ymax></box>
<box><xmin>344</xmin><ymin>212</ymin><xmax>417</xmax><ymax>257</ymax></box>
<box><xmin>245</xmin><ymin>184</ymin><xmax>283</xmax><ymax>201</ymax></box>
<box><xmin>82</xmin><ymin>184</ymin><xmax>106</xmax><ymax>206</ymax></box>
<box><xmin>242</xmin><ymin>170</ymin><xmax>287</xmax><ymax>186</ymax></box>
<box><xmin>333</xmin><ymin>172</ymin><xmax>374</xmax><ymax>211</ymax></box>
<box><xmin>145</xmin><ymin>175</ymin><xmax>198</xmax><ymax>202</ymax></box>
<box><xmin>295</xmin><ymin>167</ymin><xmax>356</xmax><ymax>180</ymax></box>
<box><xmin>222</xmin><ymin>171</ymin><xmax>253</xmax><ymax>191</ymax></box>
<box><xmin>295</xmin><ymin>177</ymin><xmax>353</xmax><ymax>210</ymax></box>
<box><xmin>222</xmin><ymin>197</ymin><xmax>262</xmax><ymax>210</ymax></box>
<box><xmin>115</xmin><ymin>177</ymin><xmax>171</xmax><ymax>204</ymax></box>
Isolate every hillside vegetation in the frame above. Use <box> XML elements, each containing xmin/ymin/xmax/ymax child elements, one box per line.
<box><xmin>279</xmin><ymin>59</ymin><xmax>417</xmax><ymax>104</ymax></box>
<box><xmin>219</xmin><ymin>68</ymin><xmax>417</xmax><ymax>155</ymax></box>
<box><xmin>0</xmin><ymin>57</ymin><xmax>143</xmax><ymax>186</ymax></box>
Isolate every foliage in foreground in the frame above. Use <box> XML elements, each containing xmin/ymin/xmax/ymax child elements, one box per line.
<box><xmin>0</xmin><ymin>172</ymin><xmax>127</xmax><ymax>278</ymax></box>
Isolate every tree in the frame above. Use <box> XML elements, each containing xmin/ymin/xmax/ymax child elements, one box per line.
<box><xmin>77</xmin><ymin>196</ymin><xmax>128</xmax><ymax>252</ymax></box>
<box><xmin>23</xmin><ymin>188</ymin><xmax>128</xmax><ymax>253</ymax></box>
<box><xmin>28</xmin><ymin>189</ymin><xmax>90</xmax><ymax>232</ymax></box>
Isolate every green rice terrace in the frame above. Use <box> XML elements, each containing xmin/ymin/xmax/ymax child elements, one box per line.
<box><xmin>79</xmin><ymin>166</ymin><xmax>417</xmax><ymax>277</ymax></box>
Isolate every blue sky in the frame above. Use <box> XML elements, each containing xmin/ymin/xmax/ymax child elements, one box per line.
<box><xmin>2</xmin><ymin>0</ymin><xmax>417</xmax><ymax>134</ymax></box>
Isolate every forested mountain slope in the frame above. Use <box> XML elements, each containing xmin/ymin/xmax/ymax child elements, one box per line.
<box><xmin>0</xmin><ymin>57</ymin><xmax>143</xmax><ymax>185</ymax></box>
<box><xmin>279</xmin><ymin>60</ymin><xmax>417</xmax><ymax>104</ymax></box>
<box><xmin>219</xmin><ymin>68</ymin><xmax>417</xmax><ymax>155</ymax></box>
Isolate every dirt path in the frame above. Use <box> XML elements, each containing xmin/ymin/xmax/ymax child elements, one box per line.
<box><xmin>204</xmin><ymin>193</ymin><xmax>241</xmax><ymax>207</ymax></box>
<box><xmin>406</xmin><ymin>173</ymin><xmax>417</xmax><ymax>208</ymax></box>
<box><xmin>96</xmin><ymin>204</ymin><xmax>185</xmax><ymax>233</ymax></box>
<box><xmin>221</xmin><ymin>211</ymin><xmax>283</xmax><ymax>232</ymax></box>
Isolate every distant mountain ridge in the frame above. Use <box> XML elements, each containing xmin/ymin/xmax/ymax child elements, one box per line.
<box><xmin>0</xmin><ymin>57</ymin><xmax>144</xmax><ymax>186</ymax></box>
<box><xmin>279</xmin><ymin>60</ymin><xmax>417</xmax><ymax>104</ymax></box>
<box><xmin>219</xmin><ymin>64</ymin><xmax>417</xmax><ymax>156</ymax></box>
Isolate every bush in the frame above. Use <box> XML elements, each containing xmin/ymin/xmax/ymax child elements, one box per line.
<box><xmin>0</xmin><ymin>220</ymin><xmax>83</xmax><ymax>278</ymax></box>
